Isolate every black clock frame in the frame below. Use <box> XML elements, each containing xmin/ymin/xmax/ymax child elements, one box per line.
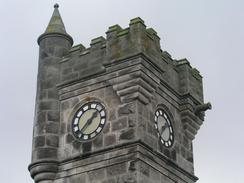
<box><xmin>154</xmin><ymin>108</ymin><xmax>174</xmax><ymax>148</ymax></box>
<box><xmin>71</xmin><ymin>101</ymin><xmax>106</xmax><ymax>141</ymax></box>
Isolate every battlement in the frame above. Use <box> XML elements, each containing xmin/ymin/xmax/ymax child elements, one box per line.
<box><xmin>67</xmin><ymin>17</ymin><xmax>161</xmax><ymax>62</ymax></box>
<box><xmin>60</xmin><ymin>17</ymin><xmax>203</xmax><ymax>103</ymax></box>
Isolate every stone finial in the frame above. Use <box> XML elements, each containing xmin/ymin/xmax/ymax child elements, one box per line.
<box><xmin>54</xmin><ymin>3</ymin><xmax>59</xmax><ymax>9</ymax></box>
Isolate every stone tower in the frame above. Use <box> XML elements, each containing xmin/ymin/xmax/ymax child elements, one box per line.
<box><xmin>29</xmin><ymin>4</ymin><xmax>211</xmax><ymax>183</ymax></box>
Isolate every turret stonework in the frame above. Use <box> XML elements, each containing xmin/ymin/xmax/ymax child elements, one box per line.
<box><xmin>29</xmin><ymin>5</ymin><xmax>211</xmax><ymax>183</ymax></box>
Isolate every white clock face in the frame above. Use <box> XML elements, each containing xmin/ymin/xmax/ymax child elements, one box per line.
<box><xmin>72</xmin><ymin>102</ymin><xmax>106</xmax><ymax>141</ymax></box>
<box><xmin>154</xmin><ymin>109</ymin><xmax>174</xmax><ymax>147</ymax></box>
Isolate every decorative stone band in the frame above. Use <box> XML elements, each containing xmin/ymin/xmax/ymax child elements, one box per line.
<box><xmin>180</xmin><ymin>110</ymin><xmax>203</xmax><ymax>140</ymax></box>
<box><xmin>37</xmin><ymin>32</ymin><xmax>73</xmax><ymax>46</ymax></box>
<box><xmin>111</xmin><ymin>71</ymin><xmax>156</xmax><ymax>104</ymax></box>
<box><xmin>28</xmin><ymin>160</ymin><xmax>59</xmax><ymax>183</ymax></box>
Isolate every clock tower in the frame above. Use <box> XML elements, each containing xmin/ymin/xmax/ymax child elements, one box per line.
<box><xmin>29</xmin><ymin>4</ymin><xmax>211</xmax><ymax>183</ymax></box>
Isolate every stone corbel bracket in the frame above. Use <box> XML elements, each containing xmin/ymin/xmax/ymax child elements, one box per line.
<box><xmin>181</xmin><ymin>102</ymin><xmax>212</xmax><ymax>140</ymax></box>
<box><xmin>110</xmin><ymin>71</ymin><xmax>157</xmax><ymax>104</ymax></box>
<box><xmin>180</xmin><ymin>110</ymin><xmax>202</xmax><ymax>140</ymax></box>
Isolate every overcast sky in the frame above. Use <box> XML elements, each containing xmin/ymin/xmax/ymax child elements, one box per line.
<box><xmin>0</xmin><ymin>0</ymin><xmax>243</xmax><ymax>183</ymax></box>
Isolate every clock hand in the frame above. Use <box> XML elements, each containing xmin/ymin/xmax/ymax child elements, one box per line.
<box><xmin>160</xmin><ymin>122</ymin><xmax>169</xmax><ymax>136</ymax></box>
<box><xmin>80</xmin><ymin>111</ymin><xmax>99</xmax><ymax>133</ymax></box>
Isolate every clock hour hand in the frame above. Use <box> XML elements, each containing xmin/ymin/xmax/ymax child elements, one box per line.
<box><xmin>80</xmin><ymin>111</ymin><xmax>98</xmax><ymax>133</ymax></box>
<box><xmin>160</xmin><ymin>122</ymin><xmax>169</xmax><ymax>136</ymax></box>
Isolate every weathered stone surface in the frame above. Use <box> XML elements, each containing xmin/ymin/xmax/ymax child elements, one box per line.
<box><xmin>107</xmin><ymin>163</ymin><xmax>127</xmax><ymax>176</ymax></box>
<box><xmin>47</xmin><ymin>111</ymin><xmax>59</xmax><ymax>122</ymax></box>
<box><xmin>88</xmin><ymin>168</ymin><xmax>105</xmax><ymax>182</ymax></box>
<box><xmin>30</xmin><ymin>9</ymin><xmax>209</xmax><ymax>183</ymax></box>
<box><xmin>93</xmin><ymin>134</ymin><xmax>103</xmax><ymax>149</ymax></box>
<box><xmin>37</xmin><ymin>112</ymin><xmax>46</xmax><ymax>124</ymax></box>
<box><xmin>34</xmin><ymin>136</ymin><xmax>45</xmax><ymax>148</ymax></box>
<box><xmin>82</xmin><ymin>141</ymin><xmax>92</xmax><ymax>153</ymax></box>
<box><xmin>120</xmin><ymin>129</ymin><xmax>135</xmax><ymax>140</ymax></box>
<box><xmin>112</xmin><ymin>117</ymin><xmax>127</xmax><ymax>131</ymax></box>
<box><xmin>65</xmin><ymin>133</ymin><xmax>74</xmax><ymax>144</ymax></box>
<box><xmin>36</xmin><ymin>147</ymin><xmax>57</xmax><ymax>159</ymax></box>
<box><xmin>118</xmin><ymin>103</ymin><xmax>135</xmax><ymax>116</ymax></box>
<box><xmin>72</xmin><ymin>140</ymin><xmax>82</xmax><ymax>150</ymax></box>
<box><xmin>104</xmin><ymin>134</ymin><xmax>116</xmax><ymax>146</ymax></box>
<box><xmin>68</xmin><ymin>173</ymin><xmax>86</xmax><ymax>183</ymax></box>
<box><xmin>139</xmin><ymin>161</ymin><xmax>150</xmax><ymax>177</ymax></box>
<box><xmin>46</xmin><ymin>135</ymin><xmax>59</xmax><ymax>147</ymax></box>
<box><xmin>109</xmin><ymin>109</ymin><xmax>116</xmax><ymax>121</ymax></box>
<box><xmin>37</xmin><ymin>122</ymin><xmax>59</xmax><ymax>135</ymax></box>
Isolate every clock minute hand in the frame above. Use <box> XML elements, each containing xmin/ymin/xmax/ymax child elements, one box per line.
<box><xmin>80</xmin><ymin>111</ymin><xmax>98</xmax><ymax>132</ymax></box>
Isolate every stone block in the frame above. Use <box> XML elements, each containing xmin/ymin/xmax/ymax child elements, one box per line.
<box><xmin>72</xmin><ymin>140</ymin><xmax>82</xmax><ymax>150</ymax></box>
<box><xmin>68</xmin><ymin>173</ymin><xmax>86</xmax><ymax>183</ymax></box>
<box><xmin>60</xmin><ymin>123</ymin><xmax>66</xmax><ymax>135</ymax></box>
<box><xmin>36</xmin><ymin>147</ymin><xmax>57</xmax><ymax>159</ymax></box>
<box><xmin>47</xmin><ymin>89</ymin><xmax>58</xmax><ymax>99</ymax></box>
<box><xmin>39</xmin><ymin>100</ymin><xmax>59</xmax><ymax>111</ymax></box>
<box><xmin>119</xmin><ymin>129</ymin><xmax>135</xmax><ymax>140</ymax></box>
<box><xmin>102</xmin><ymin>178</ymin><xmax>117</xmax><ymax>183</ymax></box>
<box><xmin>37</xmin><ymin>112</ymin><xmax>46</xmax><ymax>124</ymax></box>
<box><xmin>37</xmin><ymin>122</ymin><xmax>59</xmax><ymax>135</ymax></box>
<box><xmin>65</xmin><ymin>133</ymin><xmax>74</xmax><ymax>144</ymax></box>
<box><xmin>34</xmin><ymin>136</ymin><xmax>45</xmax><ymax>148</ymax></box>
<box><xmin>88</xmin><ymin>168</ymin><xmax>105</xmax><ymax>182</ymax></box>
<box><xmin>108</xmin><ymin>109</ymin><xmax>116</xmax><ymax>121</ymax></box>
<box><xmin>104</xmin><ymin>134</ymin><xmax>116</xmax><ymax>146</ymax></box>
<box><xmin>128</xmin><ymin>117</ymin><xmax>136</xmax><ymax>127</ymax></box>
<box><xmin>112</xmin><ymin>117</ymin><xmax>128</xmax><ymax>131</ymax></box>
<box><xmin>47</xmin><ymin>111</ymin><xmax>59</xmax><ymax>122</ymax></box>
<box><xmin>46</xmin><ymin>135</ymin><xmax>59</xmax><ymax>147</ymax></box>
<box><xmin>106</xmin><ymin>163</ymin><xmax>127</xmax><ymax>177</ymax></box>
<box><xmin>118</xmin><ymin>103</ymin><xmax>135</xmax><ymax>116</ymax></box>
<box><xmin>103</xmin><ymin>122</ymin><xmax>110</xmax><ymax>134</ymax></box>
<box><xmin>82</xmin><ymin>141</ymin><xmax>92</xmax><ymax>153</ymax></box>
<box><xmin>139</xmin><ymin>161</ymin><xmax>150</xmax><ymax>177</ymax></box>
<box><xmin>93</xmin><ymin>134</ymin><xmax>103</xmax><ymax>149</ymax></box>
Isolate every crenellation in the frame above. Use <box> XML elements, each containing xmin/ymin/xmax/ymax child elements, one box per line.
<box><xmin>106</xmin><ymin>24</ymin><xmax>122</xmax><ymax>34</ymax></box>
<box><xmin>129</xmin><ymin>17</ymin><xmax>146</xmax><ymax>26</ymax></box>
<box><xmin>79</xmin><ymin>48</ymin><xmax>90</xmax><ymax>56</ymax></box>
<box><xmin>90</xmin><ymin>36</ymin><xmax>106</xmax><ymax>46</ymax></box>
<box><xmin>69</xmin><ymin>43</ymin><xmax>86</xmax><ymax>54</ymax></box>
<box><xmin>117</xmin><ymin>28</ymin><xmax>130</xmax><ymax>37</ymax></box>
<box><xmin>161</xmin><ymin>50</ymin><xmax>174</xmax><ymax>64</ymax></box>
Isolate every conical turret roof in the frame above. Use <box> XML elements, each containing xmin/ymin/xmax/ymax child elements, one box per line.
<box><xmin>38</xmin><ymin>4</ymin><xmax>73</xmax><ymax>45</ymax></box>
<box><xmin>45</xmin><ymin>4</ymin><xmax>67</xmax><ymax>34</ymax></box>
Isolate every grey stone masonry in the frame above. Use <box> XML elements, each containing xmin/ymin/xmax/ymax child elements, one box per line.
<box><xmin>29</xmin><ymin>5</ymin><xmax>211</xmax><ymax>183</ymax></box>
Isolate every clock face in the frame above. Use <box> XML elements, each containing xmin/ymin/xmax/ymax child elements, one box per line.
<box><xmin>154</xmin><ymin>109</ymin><xmax>174</xmax><ymax>147</ymax></box>
<box><xmin>72</xmin><ymin>102</ymin><xmax>106</xmax><ymax>141</ymax></box>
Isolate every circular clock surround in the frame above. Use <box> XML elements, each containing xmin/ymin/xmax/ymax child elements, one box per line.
<box><xmin>154</xmin><ymin>108</ymin><xmax>174</xmax><ymax>147</ymax></box>
<box><xmin>72</xmin><ymin>101</ymin><xmax>106</xmax><ymax>141</ymax></box>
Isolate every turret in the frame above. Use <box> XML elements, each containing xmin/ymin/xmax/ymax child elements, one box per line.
<box><xmin>29</xmin><ymin>4</ymin><xmax>73</xmax><ymax>183</ymax></box>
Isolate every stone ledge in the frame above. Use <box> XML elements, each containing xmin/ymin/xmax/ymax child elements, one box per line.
<box><xmin>55</xmin><ymin>141</ymin><xmax>198</xmax><ymax>182</ymax></box>
<box><xmin>28</xmin><ymin>160</ymin><xmax>59</xmax><ymax>183</ymax></box>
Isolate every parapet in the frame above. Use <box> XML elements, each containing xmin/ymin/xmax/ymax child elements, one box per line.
<box><xmin>59</xmin><ymin>17</ymin><xmax>203</xmax><ymax>104</ymax></box>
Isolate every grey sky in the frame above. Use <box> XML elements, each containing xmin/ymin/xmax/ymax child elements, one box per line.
<box><xmin>0</xmin><ymin>0</ymin><xmax>243</xmax><ymax>182</ymax></box>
